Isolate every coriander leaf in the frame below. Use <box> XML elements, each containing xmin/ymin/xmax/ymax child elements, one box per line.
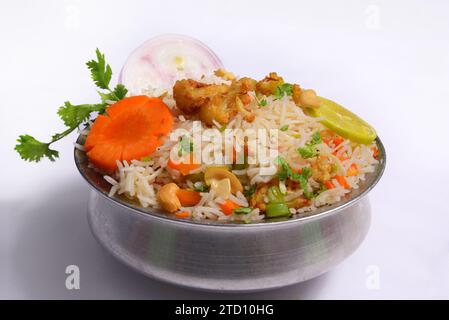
<box><xmin>86</xmin><ymin>48</ymin><xmax>112</xmax><ymax>90</ymax></box>
<box><xmin>298</xmin><ymin>167</ymin><xmax>313</xmax><ymax>199</ymax></box>
<box><xmin>243</xmin><ymin>185</ymin><xmax>257</xmax><ymax>197</ymax></box>
<box><xmin>301</xmin><ymin>167</ymin><xmax>312</xmax><ymax>179</ymax></box>
<box><xmin>298</xmin><ymin>145</ymin><xmax>317</xmax><ymax>159</ymax></box>
<box><xmin>233</xmin><ymin>207</ymin><xmax>252</xmax><ymax>215</ymax></box>
<box><xmin>291</xmin><ymin>172</ymin><xmax>301</xmax><ymax>181</ymax></box>
<box><xmin>274</xmin><ymin>157</ymin><xmax>315</xmax><ymax>199</ymax></box>
<box><xmin>98</xmin><ymin>91</ymin><xmax>112</xmax><ymax>103</ymax></box>
<box><xmin>111</xmin><ymin>84</ymin><xmax>128</xmax><ymax>101</ymax></box>
<box><xmin>98</xmin><ymin>84</ymin><xmax>128</xmax><ymax>103</ymax></box>
<box><xmin>194</xmin><ymin>184</ymin><xmax>210</xmax><ymax>192</ymax></box>
<box><xmin>15</xmin><ymin>135</ymin><xmax>59</xmax><ymax>162</ymax></box>
<box><xmin>57</xmin><ymin>101</ymin><xmax>106</xmax><ymax>128</ymax></box>
<box><xmin>219</xmin><ymin>124</ymin><xmax>227</xmax><ymax>132</ymax></box>
<box><xmin>140</xmin><ymin>156</ymin><xmax>152</xmax><ymax>162</ymax></box>
<box><xmin>179</xmin><ymin>135</ymin><xmax>192</xmax><ymax>154</ymax></box>
<box><xmin>297</xmin><ymin>131</ymin><xmax>322</xmax><ymax>159</ymax></box>
<box><xmin>299</xmin><ymin>174</ymin><xmax>313</xmax><ymax>199</ymax></box>
<box><xmin>276</xmin><ymin>156</ymin><xmax>293</xmax><ymax>181</ymax></box>
<box><xmin>16</xmin><ymin>48</ymin><xmax>129</xmax><ymax>164</ymax></box>
<box><xmin>274</xmin><ymin>83</ymin><xmax>293</xmax><ymax>100</ymax></box>
<box><xmin>259</xmin><ymin>98</ymin><xmax>267</xmax><ymax>107</ymax></box>
<box><xmin>280</xmin><ymin>125</ymin><xmax>289</xmax><ymax>131</ymax></box>
<box><xmin>311</xmin><ymin>131</ymin><xmax>322</xmax><ymax>145</ymax></box>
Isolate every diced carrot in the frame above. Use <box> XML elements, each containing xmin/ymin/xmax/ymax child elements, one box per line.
<box><xmin>324</xmin><ymin>180</ymin><xmax>335</xmax><ymax>190</ymax></box>
<box><xmin>335</xmin><ymin>175</ymin><xmax>350</xmax><ymax>189</ymax></box>
<box><xmin>176</xmin><ymin>189</ymin><xmax>201</xmax><ymax>206</ymax></box>
<box><xmin>347</xmin><ymin>163</ymin><xmax>358</xmax><ymax>176</ymax></box>
<box><xmin>85</xmin><ymin>96</ymin><xmax>173</xmax><ymax>173</ymax></box>
<box><xmin>320</xmin><ymin>129</ymin><xmax>334</xmax><ymax>145</ymax></box>
<box><xmin>372</xmin><ymin>146</ymin><xmax>379</xmax><ymax>159</ymax></box>
<box><xmin>333</xmin><ymin>136</ymin><xmax>344</xmax><ymax>147</ymax></box>
<box><xmin>167</xmin><ymin>157</ymin><xmax>201</xmax><ymax>176</ymax></box>
<box><xmin>332</xmin><ymin>149</ymin><xmax>349</xmax><ymax>162</ymax></box>
<box><xmin>175</xmin><ymin>211</ymin><xmax>190</xmax><ymax>218</ymax></box>
<box><xmin>219</xmin><ymin>200</ymin><xmax>241</xmax><ymax>216</ymax></box>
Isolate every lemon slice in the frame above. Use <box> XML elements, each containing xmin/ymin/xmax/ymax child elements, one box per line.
<box><xmin>308</xmin><ymin>97</ymin><xmax>377</xmax><ymax>145</ymax></box>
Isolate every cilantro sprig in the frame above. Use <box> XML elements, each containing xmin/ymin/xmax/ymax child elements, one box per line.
<box><xmin>15</xmin><ymin>49</ymin><xmax>128</xmax><ymax>162</ymax></box>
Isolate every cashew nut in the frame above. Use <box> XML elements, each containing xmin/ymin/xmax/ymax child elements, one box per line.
<box><xmin>157</xmin><ymin>183</ymin><xmax>181</xmax><ymax>213</ymax></box>
<box><xmin>204</xmin><ymin>167</ymin><xmax>243</xmax><ymax>194</ymax></box>
<box><xmin>210</xmin><ymin>178</ymin><xmax>232</xmax><ymax>199</ymax></box>
<box><xmin>299</xmin><ymin>89</ymin><xmax>321</xmax><ymax>108</ymax></box>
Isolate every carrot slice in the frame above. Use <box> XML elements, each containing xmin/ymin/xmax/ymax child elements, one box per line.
<box><xmin>87</xmin><ymin>142</ymin><xmax>123</xmax><ymax>173</ymax></box>
<box><xmin>332</xmin><ymin>148</ymin><xmax>349</xmax><ymax>162</ymax></box>
<box><xmin>324</xmin><ymin>180</ymin><xmax>335</xmax><ymax>190</ymax></box>
<box><xmin>372</xmin><ymin>145</ymin><xmax>379</xmax><ymax>159</ymax></box>
<box><xmin>320</xmin><ymin>129</ymin><xmax>334</xmax><ymax>145</ymax></box>
<box><xmin>122</xmin><ymin>136</ymin><xmax>162</xmax><ymax>162</ymax></box>
<box><xmin>84</xmin><ymin>115</ymin><xmax>112</xmax><ymax>151</ymax></box>
<box><xmin>335</xmin><ymin>175</ymin><xmax>350</xmax><ymax>189</ymax></box>
<box><xmin>106</xmin><ymin>95</ymin><xmax>152</xmax><ymax>119</ymax></box>
<box><xmin>167</xmin><ymin>155</ymin><xmax>201</xmax><ymax>176</ymax></box>
<box><xmin>347</xmin><ymin>163</ymin><xmax>358</xmax><ymax>176</ymax></box>
<box><xmin>85</xmin><ymin>96</ymin><xmax>173</xmax><ymax>172</ymax></box>
<box><xmin>176</xmin><ymin>189</ymin><xmax>201</xmax><ymax>206</ymax></box>
<box><xmin>220</xmin><ymin>199</ymin><xmax>241</xmax><ymax>216</ymax></box>
<box><xmin>333</xmin><ymin>136</ymin><xmax>344</xmax><ymax>147</ymax></box>
<box><xmin>175</xmin><ymin>211</ymin><xmax>190</xmax><ymax>218</ymax></box>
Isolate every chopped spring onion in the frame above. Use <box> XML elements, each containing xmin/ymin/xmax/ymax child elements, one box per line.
<box><xmin>233</xmin><ymin>207</ymin><xmax>252</xmax><ymax>215</ymax></box>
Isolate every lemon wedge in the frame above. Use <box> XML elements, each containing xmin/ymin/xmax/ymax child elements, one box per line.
<box><xmin>307</xmin><ymin>97</ymin><xmax>377</xmax><ymax>145</ymax></box>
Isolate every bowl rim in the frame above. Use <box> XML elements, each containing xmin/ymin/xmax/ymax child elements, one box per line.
<box><xmin>75</xmin><ymin>135</ymin><xmax>386</xmax><ymax>228</ymax></box>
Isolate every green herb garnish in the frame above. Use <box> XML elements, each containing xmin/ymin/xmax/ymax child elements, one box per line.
<box><xmin>15</xmin><ymin>49</ymin><xmax>128</xmax><ymax>162</ymax></box>
<box><xmin>276</xmin><ymin>156</ymin><xmax>297</xmax><ymax>181</ymax></box>
<box><xmin>297</xmin><ymin>167</ymin><xmax>314</xmax><ymax>199</ymax></box>
<box><xmin>280</xmin><ymin>125</ymin><xmax>289</xmax><ymax>131</ymax></box>
<box><xmin>275</xmin><ymin>156</ymin><xmax>314</xmax><ymax>199</ymax></box>
<box><xmin>259</xmin><ymin>98</ymin><xmax>267</xmax><ymax>107</ymax></box>
<box><xmin>179</xmin><ymin>135</ymin><xmax>193</xmax><ymax>155</ymax></box>
<box><xmin>297</xmin><ymin>131</ymin><xmax>323</xmax><ymax>159</ymax></box>
<box><xmin>297</xmin><ymin>145</ymin><xmax>316</xmax><ymax>159</ymax></box>
<box><xmin>243</xmin><ymin>185</ymin><xmax>257</xmax><ymax>197</ymax></box>
<box><xmin>140</xmin><ymin>156</ymin><xmax>152</xmax><ymax>162</ymax></box>
<box><xmin>274</xmin><ymin>83</ymin><xmax>293</xmax><ymax>100</ymax></box>
<box><xmin>194</xmin><ymin>184</ymin><xmax>210</xmax><ymax>192</ymax></box>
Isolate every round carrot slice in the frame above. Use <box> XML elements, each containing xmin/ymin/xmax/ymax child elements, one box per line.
<box><xmin>87</xmin><ymin>142</ymin><xmax>123</xmax><ymax>173</ymax></box>
<box><xmin>85</xmin><ymin>96</ymin><xmax>173</xmax><ymax>172</ymax></box>
<box><xmin>83</xmin><ymin>115</ymin><xmax>112</xmax><ymax>151</ymax></box>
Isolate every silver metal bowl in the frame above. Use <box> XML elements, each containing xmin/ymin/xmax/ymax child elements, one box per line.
<box><xmin>75</xmin><ymin>136</ymin><xmax>386</xmax><ymax>292</ymax></box>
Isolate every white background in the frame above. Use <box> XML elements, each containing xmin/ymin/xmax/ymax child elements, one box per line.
<box><xmin>1</xmin><ymin>0</ymin><xmax>449</xmax><ymax>299</ymax></box>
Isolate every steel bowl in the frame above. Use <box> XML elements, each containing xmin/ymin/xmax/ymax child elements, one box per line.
<box><xmin>75</xmin><ymin>136</ymin><xmax>386</xmax><ymax>292</ymax></box>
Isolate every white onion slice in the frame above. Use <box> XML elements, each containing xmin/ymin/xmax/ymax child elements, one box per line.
<box><xmin>119</xmin><ymin>34</ymin><xmax>224</xmax><ymax>94</ymax></box>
